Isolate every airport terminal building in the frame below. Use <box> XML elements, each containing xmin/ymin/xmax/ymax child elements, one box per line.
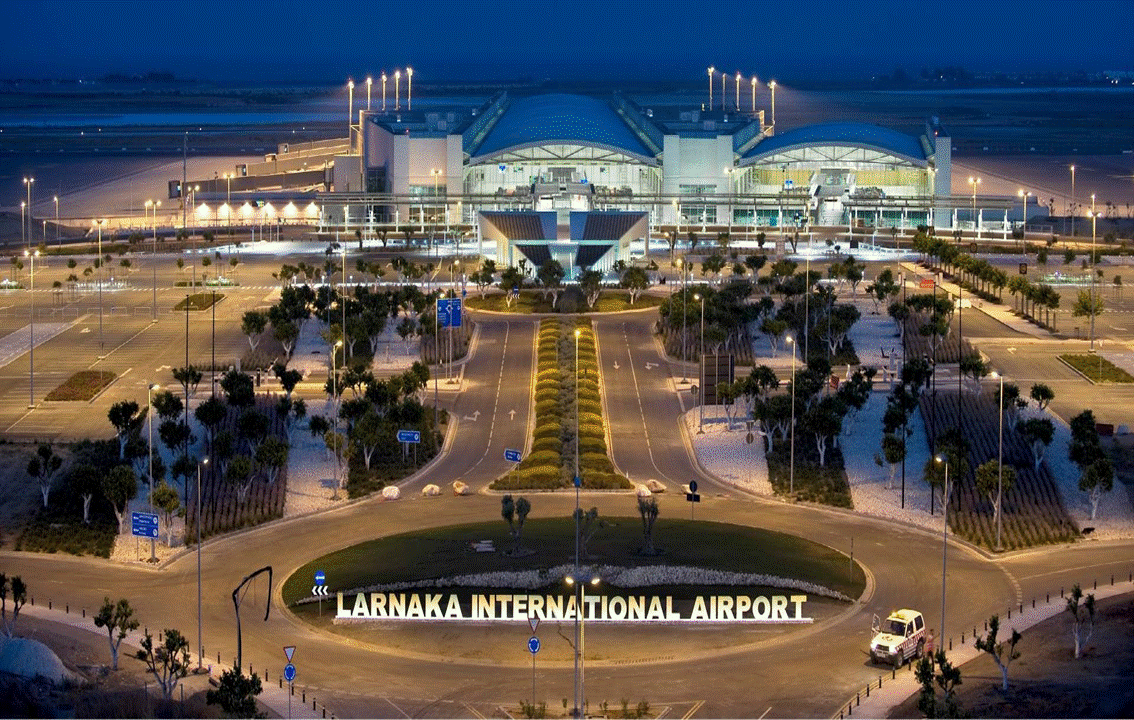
<box><xmin>185</xmin><ymin>90</ymin><xmax>1003</xmax><ymax>267</ymax></box>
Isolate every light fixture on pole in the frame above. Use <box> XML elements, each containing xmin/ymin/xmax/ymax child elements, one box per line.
<box><xmin>1069</xmin><ymin>165</ymin><xmax>1076</xmax><ymax>237</ymax></box>
<box><xmin>347</xmin><ymin>79</ymin><xmax>355</xmax><ymax>140</ymax></box>
<box><xmin>23</xmin><ymin>176</ymin><xmax>34</xmax><ymax>249</ymax></box>
<box><xmin>1017</xmin><ymin>189</ymin><xmax>1031</xmax><ymax>246</ymax></box>
<box><xmin>677</xmin><ymin>256</ymin><xmax>688</xmax><ymax>383</ymax></box>
<box><xmin>571</xmin><ymin>327</ymin><xmax>582</xmax><ymax>717</ymax></box>
<box><xmin>20</xmin><ymin>202</ymin><xmax>25</xmax><ymax>249</ymax></box>
<box><xmin>381</xmin><ymin>72</ymin><xmax>388</xmax><ymax>112</ymax></box>
<box><xmin>707</xmin><ymin>66</ymin><xmax>714</xmax><ymax>110</ymax></box>
<box><xmin>735</xmin><ymin>71</ymin><xmax>741</xmax><ymax>111</ymax></box>
<box><xmin>146</xmin><ymin>200</ymin><xmax>161</xmax><ymax>323</ymax></box>
<box><xmin>1090</xmin><ymin>207</ymin><xmax>1099</xmax><ymax>352</ymax></box>
<box><xmin>694</xmin><ymin>293</ymin><xmax>705</xmax><ymax>433</ymax></box>
<box><xmin>750</xmin><ymin>76</ymin><xmax>757</xmax><ymax>115</ymax></box>
<box><xmin>968</xmin><ymin>176</ymin><xmax>981</xmax><ymax>241</ymax></box>
<box><xmin>768</xmin><ymin>81</ymin><xmax>777</xmax><ymax>129</ymax></box>
<box><xmin>565</xmin><ymin>573</ymin><xmax>600</xmax><ymax>717</ymax></box>
<box><xmin>787</xmin><ymin>334</ymin><xmax>796</xmax><ymax>495</ymax></box>
<box><xmin>721</xmin><ymin>71</ymin><xmax>726</xmax><ymax>111</ymax></box>
<box><xmin>934</xmin><ymin>453</ymin><xmax>950</xmax><ymax>642</ymax></box>
<box><xmin>394</xmin><ymin>70</ymin><xmax>401</xmax><ymax>111</ymax></box>
<box><xmin>366</xmin><ymin>75</ymin><xmax>372</xmax><ymax>111</ymax></box>
<box><xmin>406</xmin><ymin>67</ymin><xmax>413</xmax><ymax>111</ymax></box>
<box><xmin>25</xmin><ymin>249</ymin><xmax>38</xmax><ymax>408</ymax></box>
<box><xmin>94</xmin><ymin>218</ymin><xmax>105</xmax><ymax>357</ymax></box>
<box><xmin>196</xmin><ymin>456</ymin><xmax>209</xmax><ymax>671</ymax></box>
<box><xmin>332</xmin><ymin>338</ymin><xmax>344</xmax><ymax>496</ymax></box>
<box><xmin>53</xmin><ymin>196</ymin><xmax>59</xmax><ymax>245</ymax></box>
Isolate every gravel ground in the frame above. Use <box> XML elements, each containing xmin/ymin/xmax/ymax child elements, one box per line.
<box><xmin>284</xmin><ymin>399</ymin><xmax>344</xmax><ymax>518</ymax></box>
<box><xmin>683</xmin><ymin>406</ymin><xmax>772</xmax><ymax>496</ymax></box>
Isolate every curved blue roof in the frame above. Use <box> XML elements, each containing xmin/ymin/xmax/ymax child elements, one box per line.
<box><xmin>469</xmin><ymin>94</ymin><xmax>656</xmax><ymax>163</ymax></box>
<box><xmin>742</xmin><ymin>122</ymin><xmax>927</xmax><ymax>165</ymax></box>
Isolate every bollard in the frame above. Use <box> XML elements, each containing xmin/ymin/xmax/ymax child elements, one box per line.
<box><xmin>82</xmin><ymin>608</ymin><xmax>85</xmax><ymax>618</ymax></box>
<box><xmin>856</xmin><ymin>692</ymin><xmax>860</xmax><ymax>707</ymax></box>
<box><xmin>1008</xmin><ymin>608</ymin><xmax>1011</xmax><ymax>619</ymax></box>
<box><xmin>66</xmin><ymin>604</ymin><xmax>69</xmax><ymax>614</ymax></box>
<box><xmin>1019</xmin><ymin>603</ymin><xmax>1023</xmax><ymax>614</ymax></box>
<box><xmin>892</xmin><ymin>667</ymin><xmax>896</xmax><ymax>680</ymax></box>
<box><xmin>1094</xmin><ymin>579</ymin><xmax>1097</xmax><ymax>590</ymax></box>
<box><xmin>313</xmin><ymin>700</ymin><xmax>316</xmax><ymax>711</ymax></box>
<box><xmin>303</xmin><ymin>692</ymin><xmax>306</xmax><ymax>703</ymax></box>
<box><xmin>866</xmin><ymin>683</ymin><xmax>870</xmax><ymax>698</ymax></box>
<box><xmin>1032</xmin><ymin>598</ymin><xmax>1035</xmax><ymax>609</ymax></box>
<box><xmin>1110</xmin><ymin>575</ymin><xmax>1114</xmax><ymax>586</ymax></box>
<box><xmin>1047</xmin><ymin>593</ymin><xmax>1050</xmax><ymax>603</ymax></box>
<box><xmin>961</xmin><ymin>632</ymin><xmax>965</xmax><ymax>644</ymax></box>
<box><xmin>973</xmin><ymin>626</ymin><xmax>976</xmax><ymax>639</ymax></box>
<box><xmin>1061</xmin><ymin>586</ymin><xmax>1064</xmax><ymax>598</ymax></box>
<box><xmin>323</xmin><ymin>709</ymin><xmax>326</xmax><ymax>719</ymax></box>
<box><xmin>984</xmin><ymin>619</ymin><xmax>987</xmax><ymax>632</ymax></box>
<box><xmin>49</xmin><ymin>600</ymin><xmax>52</xmax><ymax>610</ymax></box>
<box><xmin>31</xmin><ymin>597</ymin><xmax>34</xmax><ymax>606</ymax></box>
<box><xmin>279</xmin><ymin>678</ymin><xmax>282</xmax><ymax>689</ymax></box>
<box><xmin>949</xmin><ymin>638</ymin><xmax>952</xmax><ymax>651</ymax></box>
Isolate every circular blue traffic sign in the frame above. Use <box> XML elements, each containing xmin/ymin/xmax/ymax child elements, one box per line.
<box><xmin>314</xmin><ymin>570</ymin><xmax>325</xmax><ymax>586</ymax></box>
<box><xmin>689</xmin><ymin>480</ymin><xmax>698</xmax><ymax>493</ymax></box>
<box><xmin>528</xmin><ymin>636</ymin><xmax>540</xmax><ymax>654</ymax></box>
<box><xmin>283</xmin><ymin>663</ymin><xmax>296</xmax><ymax>683</ymax></box>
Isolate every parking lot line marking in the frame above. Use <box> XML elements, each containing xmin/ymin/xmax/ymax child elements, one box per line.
<box><xmin>682</xmin><ymin>700</ymin><xmax>705</xmax><ymax>719</ymax></box>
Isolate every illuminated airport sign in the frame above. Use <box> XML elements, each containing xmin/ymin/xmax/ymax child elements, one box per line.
<box><xmin>335</xmin><ymin>591</ymin><xmax>811</xmax><ymax>623</ymax></box>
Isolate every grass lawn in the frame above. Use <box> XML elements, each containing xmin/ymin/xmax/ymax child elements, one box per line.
<box><xmin>465</xmin><ymin>290</ymin><xmax>663</xmax><ymax>314</ymax></box>
<box><xmin>173</xmin><ymin>292</ymin><xmax>224</xmax><ymax>311</ymax></box>
<box><xmin>1059</xmin><ymin>354</ymin><xmax>1134</xmax><ymax>383</ymax></box>
<box><xmin>281</xmin><ymin>516</ymin><xmax>865</xmax><ymax>606</ymax></box>
<box><xmin>44</xmin><ymin>370</ymin><xmax>116</xmax><ymax>401</ymax></box>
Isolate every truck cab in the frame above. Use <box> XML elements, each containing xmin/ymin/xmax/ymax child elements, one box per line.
<box><xmin>870</xmin><ymin>609</ymin><xmax>926</xmax><ymax>666</ymax></box>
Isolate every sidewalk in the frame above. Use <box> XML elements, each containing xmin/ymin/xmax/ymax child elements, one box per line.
<box><xmin>899</xmin><ymin>261</ymin><xmax>1052</xmax><ymax>339</ymax></box>
<box><xmin>844</xmin><ymin>576</ymin><xmax>1134</xmax><ymax>719</ymax></box>
<box><xmin>20</xmin><ymin>602</ymin><xmax>324</xmax><ymax>719</ymax></box>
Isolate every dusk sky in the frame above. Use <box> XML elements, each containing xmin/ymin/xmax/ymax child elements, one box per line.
<box><xmin>2</xmin><ymin>0</ymin><xmax>1133</xmax><ymax>83</ymax></box>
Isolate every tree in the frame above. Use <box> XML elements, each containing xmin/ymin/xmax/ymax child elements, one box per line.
<box><xmin>102</xmin><ymin>465</ymin><xmax>138</xmax><ymax>534</ymax></box>
<box><xmin>256</xmin><ymin>436</ymin><xmax>288</xmax><ymax>485</ymax></box>
<box><xmin>1079</xmin><ymin>457</ymin><xmax>1114</xmax><ymax>521</ymax></box>
<box><xmin>272</xmin><ymin>363</ymin><xmax>303</xmax><ymax>398</ymax></box>
<box><xmin>69</xmin><ymin>463</ymin><xmax>101</xmax><ymax>523</ymax></box>
<box><xmin>536</xmin><ymin>259</ymin><xmax>565</xmax><ymax>307</ymax></box>
<box><xmin>153</xmin><ymin>481</ymin><xmax>181</xmax><ymax>546</ymax></box>
<box><xmin>701</xmin><ymin>253</ymin><xmax>727</xmax><ymax>283</ymax></box>
<box><xmin>637</xmin><ymin>495</ymin><xmax>659</xmax><ymax>555</ymax></box>
<box><xmin>1017</xmin><ymin>418</ymin><xmax>1054</xmax><ymax>471</ymax></box>
<box><xmin>136</xmin><ymin>628</ymin><xmax>191</xmax><ymax>699</ymax></box>
<box><xmin>512</xmin><ymin>495</ymin><xmax>531</xmax><ymax>553</ymax></box>
<box><xmin>173</xmin><ymin>365</ymin><xmax>203</xmax><ymax>397</ymax></box>
<box><xmin>0</xmin><ymin>574</ymin><xmax>28</xmax><ymax>638</ymax></box>
<box><xmin>226</xmin><ymin>454</ymin><xmax>255</xmax><ymax>504</ymax></box>
<box><xmin>975</xmin><ymin>614</ymin><xmax>1021</xmax><ymax>691</ymax></box>
<box><xmin>93</xmin><ymin>597</ymin><xmax>139</xmax><ymax>671</ymax></box>
<box><xmin>866</xmin><ymin>268</ymin><xmax>900</xmax><ymax>314</ymax></box>
<box><xmin>802</xmin><ymin>395</ymin><xmax>846</xmax><ymax>466</ymax></box>
<box><xmin>499</xmin><ymin>265</ymin><xmax>524</xmax><ymax>307</ymax></box>
<box><xmin>619</xmin><ymin>266</ymin><xmax>651</xmax><ymax>304</ymax></box>
<box><xmin>1029</xmin><ymin>383</ymin><xmax>1054</xmax><ymax>411</ymax></box>
<box><xmin>573</xmin><ymin>507</ymin><xmax>605</xmax><ymax>561</ymax></box>
<box><xmin>915</xmin><ymin>650</ymin><xmax>964</xmax><ymax>718</ymax></box>
<box><xmin>881</xmin><ymin>434</ymin><xmax>906</xmax><ymax>490</ymax></box>
<box><xmin>207</xmin><ymin>668</ymin><xmax>265</xmax><ymax>719</ymax></box>
<box><xmin>241</xmin><ymin>310</ymin><xmax>269</xmax><ymax>352</ymax></box>
<box><xmin>1071</xmin><ymin>289</ymin><xmax>1104</xmax><ymax>321</ymax></box>
<box><xmin>975</xmin><ymin>460</ymin><xmax>1016</xmax><ymax>543</ymax></box>
<box><xmin>237</xmin><ymin>409</ymin><xmax>270</xmax><ymax>455</ymax></box>
<box><xmin>108</xmin><ymin>400</ymin><xmax>146</xmax><ymax>459</ymax></box>
<box><xmin>579</xmin><ymin>268</ymin><xmax>603</xmax><ymax>309</ymax></box>
<box><xmin>195</xmin><ymin>395</ymin><xmax>228</xmax><ymax>452</ymax></box>
<box><xmin>26</xmin><ymin>443</ymin><xmax>63</xmax><ymax>508</ymax></box>
<box><xmin>273</xmin><ymin>320</ymin><xmax>299</xmax><ymax>359</ymax></box>
<box><xmin>1066</xmin><ymin>583</ymin><xmax>1096</xmax><ymax>659</ymax></box>
<box><xmin>220</xmin><ymin>370</ymin><xmax>255</xmax><ymax>408</ymax></box>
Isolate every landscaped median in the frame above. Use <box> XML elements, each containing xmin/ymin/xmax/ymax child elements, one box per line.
<box><xmin>492</xmin><ymin>318</ymin><xmax>630</xmax><ymax>490</ymax></box>
<box><xmin>1059</xmin><ymin>354</ymin><xmax>1134</xmax><ymax>383</ymax></box>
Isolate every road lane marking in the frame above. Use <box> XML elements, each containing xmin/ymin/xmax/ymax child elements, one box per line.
<box><xmin>621</xmin><ymin>323</ymin><xmax>681</xmax><ymax>487</ymax></box>
<box><xmin>758</xmin><ymin>707</ymin><xmax>772</xmax><ymax>719</ymax></box>
<box><xmin>383</xmin><ymin>697</ymin><xmax>412</xmax><ymax>718</ymax></box>
<box><xmin>463</xmin><ymin>703</ymin><xmax>486</xmax><ymax>719</ymax></box>
<box><xmin>682</xmin><ymin>700</ymin><xmax>705</xmax><ymax>719</ymax></box>
<box><xmin>456</xmin><ymin>321</ymin><xmax>511</xmax><ymax>481</ymax></box>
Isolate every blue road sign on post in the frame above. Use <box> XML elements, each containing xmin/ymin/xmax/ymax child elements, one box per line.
<box><xmin>131</xmin><ymin>512</ymin><xmax>159</xmax><ymax>539</ymax></box>
<box><xmin>573</xmin><ymin>475</ymin><xmax>581</xmax><ymax>488</ymax></box>
<box><xmin>437</xmin><ymin>298</ymin><xmax>462</xmax><ymax>328</ymax></box>
<box><xmin>283</xmin><ymin>663</ymin><xmax>296</xmax><ymax>683</ymax></box>
<box><xmin>396</xmin><ymin>429</ymin><xmax>421</xmax><ymax>444</ymax></box>
<box><xmin>314</xmin><ymin>570</ymin><xmax>325</xmax><ymax>586</ymax></box>
<box><xmin>504</xmin><ymin>448</ymin><xmax>522</xmax><ymax>463</ymax></box>
<box><xmin>528</xmin><ymin>636</ymin><xmax>541</xmax><ymax>654</ymax></box>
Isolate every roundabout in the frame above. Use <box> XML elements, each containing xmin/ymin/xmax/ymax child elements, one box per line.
<box><xmin>279</xmin><ymin>517</ymin><xmax>866</xmax><ymax>666</ymax></box>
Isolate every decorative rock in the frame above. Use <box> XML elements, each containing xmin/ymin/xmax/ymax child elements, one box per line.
<box><xmin>646</xmin><ymin>478</ymin><xmax>666</xmax><ymax>493</ymax></box>
<box><xmin>635</xmin><ymin>484</ymin><xmax>652</xmax><ymax>498</ymax></box>
<box><xmin>381</xmin><ymin>485</ymin><xmax>401</xmax><ymax>501</ymax></box>
<box><xmin>421</xmin><ymin>484</ymin><xmax>441</xmax><ymax>497</ymax></box>
<box><xmin>452</xmin><ymin>481</ymin><xmax>471</xmax><ymax>496</ymax></box>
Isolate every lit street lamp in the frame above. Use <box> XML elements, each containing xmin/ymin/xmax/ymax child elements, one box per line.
<box><xmin>146</xmin><ymin>383</ymin><xmax>161</xmax><ymax>561</ymax></box>
<box><xmin>1017</xmin><ymin>189</ymin><xmax>1031</xmax><ymax>246</ymax></box>
<box><xmin>381</xmin><ymin>72</ymin><xmax>387</xmax><ymax>112</ymax></box>
<box><xmin>407</xmin><ymin>67</ymin><xmax>413</xmax><ymax>111</ymax></box>
<box><xmin>146</xmin><ymin>200</ymin><xmax>161</xmax><ymax>323</ymax></box>
<box><xmin>20</xmin><ymin>201</ymin><xmax>26</xmax><ymax>249</ymax></box>
<box><xmin>694</xmin><ymin>293</ymin><xmax>705</xmax><ymax>433</ymax></box>
<box><xmin>735</xmin><ymin>71</ymin><xmax>741</xmax><ymax>112</ymax></box>
<box><xmin>24</xmin><ymin>249</ymin><xmax>39</xmax><ymax>408</ymax></box>
<box><xmin>94</xmin><ymin>218</ymin><xmax>105</xmax><ymax>357</ymax></box>
<box><xmin>565</xmin><ymin>573</ymin><xmax>600</xmax><ymax>717</ymax></box>
<box><xmin>53</xmin><ymin>196</ymin><xmax>59</xmax><ymax>245</ymax></box>
<box><xmin>677</xmin><ymin>256</ymin><xmax>688</xmax><ymax>383</ymax></box>
<box><xmin>768</xmin><ymin>80</ymin><xmax>777</xmax><ymax>129</ymax></box>
<box><xmin>968</xmin><ymin>176</ymin><xmax>981</xmax><ymax>241</ymax></box>
<box><xmin>366</xmin><ymin>75</ymin><xmax>373</xmax><ymax>111</ymax></box>
<box><xmin>934</xmin><ymin>454</ymin><xmax>951</xmax><ymax>642</ymax></box>
<box><xmin>347</xmin><ymin>78</ymin><xmax>355</xmax><ymax>139</ymax></box>
<box><xmin>1069</xmin><ymin>164</ymin><xmax>1076</xmax><ymax>237</ymax></box>
<box><xmin>787</xmin><ymin>334</ymin><xmax>796</xmax><ymax>495</ymax></box>
<box><xmin>750</xmin><ymin>76</ymin><xmax>757</xmax><ymax>115</ymax></box>
<box><xmin>23</xmin><ymin>176</ymin><xmax>34</xmax><ymax>249</ymax></box>
<box><xmin>332</xmin><ymin>339</ymin><xmax>344</xmax><ymax>497</ymax></box>
<box><xmin>707</xmin><ymin>66</ymin><xmax>714</xmax><ymax>110</ymax></box>
<box><xmin>394</xmin><ymin>70</ymin><xmax>401</xmax><ymax>111</ymax></box>
<box><xmin>572</xmin><ymin>327</ymin><xmax>583</xmax><ymax>716</ymax></box>
<box><xmin>1089</xmin><ymin>207</ymin><xmax>1099</xmax><ymax>352</ymax></box>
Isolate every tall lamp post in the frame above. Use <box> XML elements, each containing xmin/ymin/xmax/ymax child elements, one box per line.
<box><xmin>20</xmin><ymin>202</ymin><xmax>25</xmax><ymax>249</ymax></box>
<box><xmin>331</xmin><ymin>339</ymin><xmax>344</xmax><ymax>496</ymax></box>
<box><xmin>750</xmin><ymin>76</ymin><xmax>757</xmax><ymax>115</ymax></box>
<box><xmin>677</xmin><ymin>256</ymin><xmax>689</xmax><ymax>383</ymax></box>
<box><xmin>768</xmin><ymin>80</ymin><xmax>777</xmax><ymax>129</ymax></box>
<box><xmin>990</xmin><ymin>371</ymin><xmax>1005</xmax><ymax>550</ymax></box>
<box><xmin>571</xmin><ymin>327</ymin><xmax>582</xmax><ymax>717</ymax></box>
<box><xmin>53</xmin><ymin>196</ymin><xmax>59</xmax><ymax>245</ymax></box>
<box><xmin>707</xmin><ymin>66</ymin><xmax>714</xmax><ymax>110</ymax></box>
<box><xmin>196</xmin><ymin>456</ymin><xmax>209</xmax><ymax>671</ymax></box>
<box><xmin>734</xmin><ymin>71</ymin><xmax>741</xmax><ymax>112</ymax></box>
<box><xmin>1017</xmin><ymin>189</ymin><xmax>1031</xmax><ymax>247</ymax></box>
<box><xmin>1089</xmin><ymin>207</ymin><xmax>1099</xmax><ymax>352</ymax></box>
<box><xmin>968</xmin><ymin>176</ymin><xmax>981</xmax><ymax>241</ymax></box>
<box><xmin>347</xmin><ymin>79</ymin><xmax>355</xmax><ymax>139</ymax></box>
<box><xmin>1069</xmin><ymin>165</ymin><xmax>1076</xmax><ymax>237</ymax></box>
<box><xmin>25</xmin><ymin>249</ymin><xmax>38</xmax><ymax>408</ymax></box>
<box><xmin>566</xmin><ymin>573</ymin><xmax>600</xmax><ymax>717</ymax></box>
<box><xmin>694</xmin><ymin>293</ymin><xmax>705</xmax><ymax>433</ymax></box>
<box><xmin>146</xmin><ymin>200</ymin><xmax>161</xmax><ymax>323</ymax></box>
<box><xmin>94</xmin><ymin>219</ymin><xmax>105</xmax><ymax>357</ymax></box>
<box><xmin>381</xmin><ymin>72</ymin><xmax>387</xmax><ymax>112</ymax></box>
<box><xmin>786</xmin><ymin>334</ymin><xmax>796</xmax><ymax>495</ymax></box>
<box><xmin>406</xmin><ymin>67</ymin><xmax>413</xmax><ymax>111</ymax></box>
<box><xmin>394</xmin><ymin>70</ymin><xmax>401</xmax><ymax>111</ymax></box>
<box><xmin>23</xmin><ymin>176</ymin><xmax>34</xmax><ymax>249</ymax></box>
<box><xmin>366</xmin><ymin>75</ymin><xmax>373</xmax><ymax>111</ymax></box>
<box><xmin>934</xmin><ymin>454</ymin><xmax>951</xmax><ymax>643</ymax></box>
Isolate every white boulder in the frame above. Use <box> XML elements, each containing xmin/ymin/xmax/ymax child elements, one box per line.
<box><xmin>646</xmin><ymin>478</ymin><xmax>666</xmax><ymax>493</ymax></box>
<box><xmin>421</xmin><ymin>484</ymin><xmax>441</xmax><ymax>497</ymax></box>
<box><xmin>452</xmin><ymin>481</ymin><xmax>471</xmax><ymax>496</ymax></box>
<box><xmin>382</xmin><ymin>485</ymin><xmax>401</xmax><ymax>501</ymax></box>
<box><xmin>635</xmin><ymin>484</ymin><xmax>652</xmax><ymax>498</ymax></box>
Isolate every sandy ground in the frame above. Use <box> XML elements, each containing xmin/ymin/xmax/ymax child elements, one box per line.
<box><xmin>682</xmin><ymin>406</ymin><xmax>771</xmax><ymax>497</ymax></box>
<box><xmin>888</xmin><ymin>595</ymin><xmax>1134</xmax><ymax>719</ymax></box>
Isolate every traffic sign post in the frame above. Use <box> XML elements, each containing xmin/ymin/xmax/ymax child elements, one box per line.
<box><xmin>314</xmin><ymin>570</ymin><xmax>327</xmax><ymax>615</ymax></box>
<box><xmin>131</xmin><ymin>512</ymin><xmax>159</xmax><ymax>538</ymax></box>
<box><xmin>283</xmin><ymin>661</ymin><xmax>296</xmax><ymax>719</ymax></box>
<box><xmin>528</xmin><ymin>635</ymin><xmax>540</xmax><ymax>708</ymax></box>
<box><xmin>397</xmin><ymin>429</ymin><xmax>421</xmax><ymax>466</ymax></box>
<box><xmin>686</xmin><ymin>480</ymin><xmax>700</xmax><ymax>520</ymax></box>
<box><xmin>437</xmin><ymin>297</ymin><xmax>462</xmax><ymax>328</ymax></box>
<box><xmin>504</xmin><ymin>448</ymin><xmax>522</xmax><ymax>464</ymax></box>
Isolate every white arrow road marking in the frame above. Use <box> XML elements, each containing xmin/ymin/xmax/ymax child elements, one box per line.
<box><xmin>509</xmin><ymin>409</ymin><xmax>516</xmax><ymax>420</ymax></box>
<box><xmin>463</xmin><ymin>410</ymin><xmax>481</xmax><ymax>421</ymax></box>
<box><xmin>613</xmin><ymin>360</ymin><xmax>620</xmax><ymax>370</ymax></box>
<box><xmin>644</xmin><ymin>361</ymin><xmax>657</xmax><ymax>370</ymax></box>
<box><xmin>1007</xmin><ymin>347</ymin><xmax>1016</xmax><ymax>354</ymax></box>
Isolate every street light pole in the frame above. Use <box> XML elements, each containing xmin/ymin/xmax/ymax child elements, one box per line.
<box><xmin>95</xmin><ymin>219</ymin><xmax>105</xmax><ymax>357</ymax></box>
<box><xmin>394</xmin><ymin>70</ymin><xmax>401</xmax><ymax>111</ymax></box>
<box><xmin>366</xmin><ymin>76</ymin><xmax>372</xmax><ymax>111</ymax></box>
<box><xmin>992</xmin><ymin>371</ymin><xmax>1004</xmax><ymax>550</ymax></box>
<box><xmin>679</xmin><ymin>257</ymin><xmax>688</xmax><ymax>383</ymax></box>
<box><xmin>25</xmin><ymin>250</ymin><xmax>38</xmax><ymax>408</ymax></box>
<box><xmin>935</xmin><ymin>454</ymin><xmax>950</xmax><ymax>642</ymax></box>
<box><xmin>1090</xmin><ymin>207</ymin><xmax>1098</xmax><ymax>352</ymax></box>
<box><xmin>707</xmin><ymin>67</ymin><xmax>714</xmax><ymax>110</ymax></box>
<box><xmin>1017</xmin><ymin>189</ymin><xmax>1030</xmax><ymax>248</ymax></box>
<box><xmin>196</xmin><ymin>456</ymin><xmax>209</xmax><ymax>671</ymax></box>
<box><xmin>23</xmin><ymin>176</ymin><xmax>34</xmax><ymax>250</ymax></box>
<box><xmin>406</xmin><ymin>67</ymin><xmax>413</xmax><ymax>111</ymax></box>
<box><xmin>968</xmin><ymin>176</ymin><xmax>981</xmax><ymax>242</ymax></box>
<box><xmin>694</xmin><ymin>293</ymin><xmax>705</xmax><ymax>433</ymax></box>
<box><xmin>768</xmin><ymin>81</ymin><xmax>777</xmax><ymax>129</ymax></box>
<box><xmin>53</xmin><ymin>196</ymin><xmax>59</xmax><ymax>245</ymax></box>
<box><xmin>572</xmin><ymin>328</ymin><xmax>582</xmax><ymax>717</ymax></box>
<box><xmin>1069</xmin><ymin>165</ymin><xmax>1076</xmax><ymax>237</ymax></box>
<box><xmin>147</xmin><ymin>383</ymin><xmax>160</xmax><ymax>561</ymax></box>
<box><xmin>787</xmin><ymin>334</ymin><xmax>796</xmax><ymax>496</ymax></box>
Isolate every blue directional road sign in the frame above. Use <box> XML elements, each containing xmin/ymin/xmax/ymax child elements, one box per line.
<box><xmin>314</xmin><ymin>570</ymin><xmax>325</xmax><ymax>586</ymax></box>
<box><xmin>528</xmin><ymin>636</ymin><xmax>541</xmax><ymax>654</ymax></box>
<box><xmin>396</xmin><ymin>429</ymin><xmax>421</xmax><ymax>444</ymax></box>
<box><xmin>283</xmin><ymin>663</ymin><xmax>296</xmax><ymax>683</ymax></box>
<box><xmin>131</xmin><ymin>512</ymin><xmax>159</xmax><ymax>539</ymax></box>
<box><xmin>573</xmin><ymin>475</ymin><xmax>581</xmax><ymax>488</ymax></box>
<box><xmin>504</xmin><ymin>448</ymin><xmax>522</xmax><ymax>463</ymax></box>
<box><xmin>437</xmin><ymin>298</ymin><xmax>462</xmax><ymax>328</ymax></box>
<box><xmin>686</xmin><ymin>480</ymin><xmax>700</xmax><ymax>503</ymax></box>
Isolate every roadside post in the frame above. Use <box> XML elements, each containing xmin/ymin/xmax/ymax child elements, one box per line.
<box><xmin>283</xmin><ymin>646</ymin><xmax>296</xmax><ymax>720</ymax></box>
<box><xmin>686</xmin><ymin>480</ymin><xmax>700</xmax><ymax>520</ymax></box>
<box><xmin>131</xmin><ymin>511</ymin><xmax>159</xmax><ymax>560</ymax></box>
<box><xmin>397</xmin><ymin>428</ymin><xmax>421</xmax><ymax>466</ymax></box>
<box><xmin>527</xmin><ymin>617</ymin><xmax>541</xmax><ymax>710</ymax></box>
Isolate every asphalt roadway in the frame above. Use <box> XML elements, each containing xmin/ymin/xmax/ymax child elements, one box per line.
<box><xmin>0</xmin><ymin>250</ymin><xmax>1132</xmax><ymax>717</ymax></box>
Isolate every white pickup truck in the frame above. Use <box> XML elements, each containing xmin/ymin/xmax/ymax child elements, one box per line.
<box><xmin>870</xmin><ymin>609</ymin><xmax>926</xmax><ymax>666</ymax></box>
